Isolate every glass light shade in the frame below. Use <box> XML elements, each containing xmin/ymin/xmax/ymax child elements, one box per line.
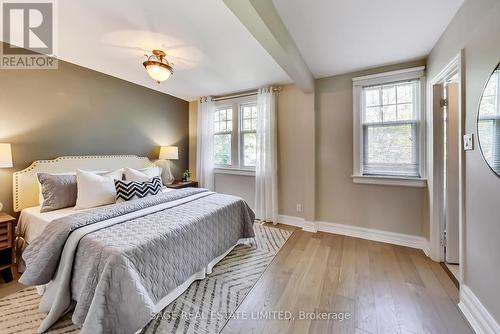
<box><xmin>159</xmin><ymin>146</ymin><xmax>178</xmax><ymax>160</ymax></box>
<box><xmin>0</xmin><ymin>143</ymin><xmax>12</xmax><ymax>168</ymax></box>
<box><xmin>146</xmin><ymin>63</ymin><xmax>171</xmax><ymax>83</ymax></box>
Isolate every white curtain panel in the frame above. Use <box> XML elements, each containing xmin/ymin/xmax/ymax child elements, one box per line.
<box><xmin>255</xmin><ymin>87</ymin><xmax>278</xmax><ymax>223</ymax></box>
<box><xmin>196</xmin><ymin>97</ymin><xmax>215</xmax><ymax>190</ymax></box>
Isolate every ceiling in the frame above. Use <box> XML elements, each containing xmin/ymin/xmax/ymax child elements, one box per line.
<box><xmin>53</xmin><ymin>0</ymin><xmax>291</xmax><ymax>101</ymax></box>
<box><xmin>272</xmin><ymin>0</ymin><xmax>464</xmax><ymax>78</ymax></box>
<box><xmin>3</xmin><ymin>0</ymin><xmax>465</xmax><ymax>100</ymax></box>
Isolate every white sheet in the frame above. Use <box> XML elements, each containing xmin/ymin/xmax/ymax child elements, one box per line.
<box><xmin>19</xmin><ymin>206</ymin><xmax>84</xmax><ymax>244</ymax></box>
<box><xmin>19</xmin><ymin>187</ymin><xmax>174</xmax><ymax>244</ymax></box>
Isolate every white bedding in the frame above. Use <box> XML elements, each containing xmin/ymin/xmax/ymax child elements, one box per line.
<box><xmin>19</xmin><ymin>187</ymin><xmax>174</xmax><ymax>244</ymax></box>
<box><xmin>19</xmin><ymin>206</ymin><xmax>84</xmax><ymax>244</ymax></box>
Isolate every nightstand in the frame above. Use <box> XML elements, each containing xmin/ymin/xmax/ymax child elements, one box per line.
<box><xmin>0</xmin><ymin>213</ymin><xmax>16</xmax><ymax>283</ymax></box>
<box><xmin>166</xmin><ymin>180</ymin><xmax>199</xmax><ymax>189</ymax></box>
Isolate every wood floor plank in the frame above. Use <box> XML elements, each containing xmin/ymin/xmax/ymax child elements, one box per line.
<box><xmin>381</xmin><ymin>244</ymin><xmax>425</xmax><ymax>334</ymax></box>
<box><xmin>427</xmin><ymin>260</ymin><xmax>459</xmax><ymax>304</ymax></box>
<box><xmin>369</xmin><ymin>244</ymin><xmax>401</xmax><ymax>334</ymax></box>
<box><xmin>337</xmin><ymin>237</ymin><xmax>357</xmax><ymax>299</ymax></box>
<box><xmin>409</xmin><ymin>251</ymin><xmax>473</xmax><ymax>334</ymax></box>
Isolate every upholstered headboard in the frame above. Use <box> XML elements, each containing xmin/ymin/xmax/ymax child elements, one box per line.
<box><xmin>12</xmin><ymin>155</ymin><xmax>157</xmax><ymax>212</ymax></box>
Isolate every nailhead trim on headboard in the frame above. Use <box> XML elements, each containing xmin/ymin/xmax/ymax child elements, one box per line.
<box><xmin>13</xmin><ymin>155</ymin><xmax>155</xmax><ymax>212</ymax></box>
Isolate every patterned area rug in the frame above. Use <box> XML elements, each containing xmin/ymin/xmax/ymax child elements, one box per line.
<box><xmin>0</xmin><ymin>224</ymin><xmax>291</xmax><ymax>334</ymax></box>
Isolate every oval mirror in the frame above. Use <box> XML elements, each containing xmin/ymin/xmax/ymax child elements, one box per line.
<box><xmin>477</xmin><ymin>63</ymin><xmax>500</xmax><ymax>177</ymax></box>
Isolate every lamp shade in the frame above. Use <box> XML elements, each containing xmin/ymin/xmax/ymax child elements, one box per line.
<box><xmin>0</xmin><ymin>143</ymin><xmax>12</xmax><ymax>168</ymax></box>
<box><xmin>145</xmin><ymin>64</ymin><xmax>172</xmax><ymax>83</ymax></box>
<box><xmin>159</xmin><ymin>146</ymin><xmax>178</xmax><ymax>160</ymax></box>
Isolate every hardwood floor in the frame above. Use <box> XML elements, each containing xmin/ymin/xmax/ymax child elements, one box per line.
<box><xmin>0</xmin><ymin>225</ymin><xmax>472</xmax><ymax>334</ymax></box>
<box><xmin>222</xmin><ymin>225</ymin><xmax>473</xmax><ymax>334</ymax></box>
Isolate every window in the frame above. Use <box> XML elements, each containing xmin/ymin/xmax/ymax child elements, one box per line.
<box><xmin>352</xmin><ymin>67</ymin><xmax>426</xmax><ymax>186</ymax></box>
<box><xmin>213</xmin><ymin>96</ymin><xmax>257</xmax><ymax>171</ymax></box>
<box><xmin>214</xmin><ymin>107</ymin><xmax>232</xmax><ymax>166</ymax></box>
<box><xmin>363</xmin><ymin>80</ymin><xmax>419</xmax><ymax>176</ymax></box>
<box><xmin>240</xmin><ymin>104</ymin><xmax>257</xmax><ymax>167</ymax></box>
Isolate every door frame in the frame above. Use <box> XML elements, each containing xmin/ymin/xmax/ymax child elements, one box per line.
<box><xmin>427</xmin><ymin>50</ymin><xmax>465</xmax><ymax>284</ymax></box>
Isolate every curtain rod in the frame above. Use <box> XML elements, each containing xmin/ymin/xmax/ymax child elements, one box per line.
<box><xmin>212</xmin><ymin>87</ymin><xmax>281</xmax><ymax>102</ymax></box>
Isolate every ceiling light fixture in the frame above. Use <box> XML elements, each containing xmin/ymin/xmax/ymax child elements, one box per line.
<box><xmin>143</xmin><ymin>49</ymin><xmax>174</xmax><ymax>83</ymax></box>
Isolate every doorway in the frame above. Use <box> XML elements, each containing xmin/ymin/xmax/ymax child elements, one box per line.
<box><xmin>428</xmin><ymin>52</ymin><xmax>465</xmax><ymax>286</ymax></box>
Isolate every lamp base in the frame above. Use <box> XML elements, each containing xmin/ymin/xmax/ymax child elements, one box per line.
<box><xmin>0</xmin><ymin>202</ymin><xmax>3</xmax><ymax>211</ymax></box>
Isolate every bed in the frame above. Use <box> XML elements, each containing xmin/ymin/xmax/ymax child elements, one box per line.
<box><xmin>13</xmin><ymin>155</ymin><xmax>255</xmax><ymax>334</ymax></box>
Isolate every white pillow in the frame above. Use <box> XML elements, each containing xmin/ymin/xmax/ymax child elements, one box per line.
<box><xmin>75</xmin><ymin>169</ymin><xmax>124</xmax><ymax>209</ymax></box>
<box><xmin>124</xmin><ymin>166</ymin><xmax>162</xmax><ymax>183</ymax></box>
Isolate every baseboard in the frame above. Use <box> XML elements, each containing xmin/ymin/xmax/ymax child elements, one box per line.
<box><xmin>278</xmin><ymin>215</ymin><xmax>317</xmax><ymax>233</ymax></box>
<box><xmin>459</xmin><ymin>285</ymin><xmax>500</xmax><ymax>334</ymax></box>
<box><xmin>278</xmin><ymin>215</ymin><xmax>428</xmax><ymax>251</ymax></box>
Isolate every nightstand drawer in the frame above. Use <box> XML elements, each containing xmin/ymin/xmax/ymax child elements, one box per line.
<box><xmin>0</xmin><ymin>223</ymin><xmax>12</xmax><ymax>250</ymax></box>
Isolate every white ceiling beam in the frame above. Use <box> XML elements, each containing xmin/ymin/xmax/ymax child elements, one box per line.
<box><xmin>223</xmin><ymin>0</ymin><xmax>315</xmax><ymax>93</ymax></box>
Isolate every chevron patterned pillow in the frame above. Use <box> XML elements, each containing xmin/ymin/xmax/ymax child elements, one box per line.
<box><xmin>115</xmin><ymin>176</ymin><xmax>163</xmax><ymax>202</ymax></box>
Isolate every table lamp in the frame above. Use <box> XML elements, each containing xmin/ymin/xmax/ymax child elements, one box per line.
<box><xmin>159</xmin><ymin>146</ymin><xmax>178</xmax><ymax>184</ymax></box>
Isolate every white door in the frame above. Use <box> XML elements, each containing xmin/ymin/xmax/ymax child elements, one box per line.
<box><xmin>445</xmin><ymin>82</ymin><xmax>460</xmax><ymax>264</ymax></box>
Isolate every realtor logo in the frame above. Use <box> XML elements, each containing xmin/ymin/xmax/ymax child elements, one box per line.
<box><xmin>1</xmin><ymin>0</ymin><xmax>57</xmax><ymax>69</ymax></box>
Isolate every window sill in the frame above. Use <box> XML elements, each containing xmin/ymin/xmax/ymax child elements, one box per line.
<box><xmin>352</xmin><ymin>175</ymin><xmax>427</xmax><ymax>188</ymax></box>
<box><xmin>214</xmin><ymin>168</ymin><xmax>255</xmax><ymax>176</ymax></box>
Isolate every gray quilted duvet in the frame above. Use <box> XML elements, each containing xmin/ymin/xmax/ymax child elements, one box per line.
<box><xmin>20</xmin><ymin>188</ymin><xmax>255</xmax><ymax>334</ymax></box>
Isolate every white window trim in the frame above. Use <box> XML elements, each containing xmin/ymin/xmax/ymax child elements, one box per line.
<box><xmin>352</xmin><ymin>66</ymin><xmax>427</xmax><ymax>187</ymax></box>
<box><xmin>213</xmin><ymin>95</ymin><xmax>257</xmax><ymax>171</ymax></box>
<box><xmin>214</xmin><ymin>167</ymin><xmax>255</xmax><ymax>176</ymax></box>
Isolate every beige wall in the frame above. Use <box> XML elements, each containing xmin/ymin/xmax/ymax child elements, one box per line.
<box><xmin>0</xmin><ymin>48</ymin><xmax>189</xmax><ymax>215</ymax></box>
<box><xmin>315</xmin><ymin>60</ymin><xmax>427</xmax><ymax>236</ymax></box>
<box><xmin>427</xmin><ymin>0</ymin><xmax>500</xmax><ymax>322</ymax></box>
<box><xmin>277</xmin><ymin>84</ymin><xmax>315</xmax><ymax>219</ymax></box>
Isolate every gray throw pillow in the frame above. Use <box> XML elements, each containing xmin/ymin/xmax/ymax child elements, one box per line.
<box><xmin>38</xmin><ymin>173</ymin><xmax>77</xmax><ymax>212</ymax></box>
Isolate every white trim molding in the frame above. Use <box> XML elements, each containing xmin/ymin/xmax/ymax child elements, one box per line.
<box><xmin>427</xmin><ymin>51</ymin><xmax>465</xmax><ymax>266</ymax></box>
<box><xmin>278</xmin><ymin>215</ymin><xmax>317</xmax><ymax>233</ymax></box>
<box><xmin>278</xmin><ymin>215</ymin><xmax>428</xmax><ymax>252</ymax></box>
<box><xmin>352</xmin><ymin>66</ymin><xmax>427</xmax><ymax>186</ymax></box>
<box><xmin>459</xmin><ymin>285</ymin><xmax>500</xmax><ymax>334</ymax></box>
<box><xmin>352</xmin><ymin>175</ymin><xmax>427</xmax><ymax>187</ymax></box>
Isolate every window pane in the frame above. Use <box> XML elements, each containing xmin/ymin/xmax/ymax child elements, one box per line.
<box><xmin>243</xmin><ymin>119</ymin><xmax>252</xmax><ymax>131</ymax></box>
<box><xmin>251</xmin><ymin>119</ymin><xmax>257</xmax><ymax>130</ymax></box>
<box><xmin>226</xmin><ymin>109</ymin><xmax>232</xmax><ymax>120</ymax></box>
<box><xmin>397</xmin><ymin>103</ymin><xmax>413</xmax><ymax>120</ymax></box>
<box><xmin>365</xmin><ymin>124</ymin><xmax>416</xmax><ymax>166</ymax></box>
<box><xmin>242</xmin><ymin>106</ymin><xmax>252</xmax><ymax>119</ymax></box>
<box><xmin>243</xmin><ymin>132</ymin><xmax>257</xmax><ymax>166</ymax></box>
<box><xmin>251</xmin><ymin>106</ymin><xmax>257</xmax><ymax>118</ymax></box>
<box><xmin>214</xmin><ymin>122</ymin><xmax>220</xmax><ymax>133</ymax></box>
<box><xmin>214</xmin><ymin>134</ymin><xmax>231</xmax><ymax>165</ymax></box>
<box><xmin>382</xmin><ymin>86</ymin><xmax>396</xmax><ymax>105</ymax></box>
<box><xmin>383</xmin><ymin>105</ymin><xmax>397</xmax><ymax>122</ymax></box>
<box><xmin>214</xmin><ymin>111</ymin><xmax>220</xmax><ymax>121</ymax></box>
<box><xmin>397</xmin><ymin>84</ymin><xmax>413</xmax><ymax>103</ymax></box>
<box><xmin>365</xmin><ymin>107</ymin><xmax>381</xmax><ymax>123</ymax></box>
<box><xmin>365</xmin><ymin>88</ymin><xmax>380</xmax><ymax>107</ymax></box>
